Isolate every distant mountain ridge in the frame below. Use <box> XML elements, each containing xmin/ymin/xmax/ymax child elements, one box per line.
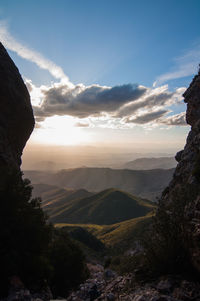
<box><xmin>123</xmin><ymin>157</ymin><xmax>177</xmax><ymax>170</ymax></box>
<box><xmin>32</xmin><ymin>183</ymin><xmax>93</xmax><ymax>213</ymax></box>
<box><xmin>25</xmin><ymin>167</ymin><xmax>174</xmax><ymax>201</ymax></box>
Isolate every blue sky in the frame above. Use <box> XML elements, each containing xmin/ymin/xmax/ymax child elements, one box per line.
<box><xmin>0</xmin><ymin>0</ymin><xmax>200</xmax><ymax>152</ymax></box>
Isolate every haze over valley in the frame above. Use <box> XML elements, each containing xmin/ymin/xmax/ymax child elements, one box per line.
<box><xmin>22</xmin><ymin>143</ymin><xmax>178</xmax><ymax>170</ymax></box>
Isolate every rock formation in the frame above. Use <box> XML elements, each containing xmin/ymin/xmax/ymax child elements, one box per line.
<box><xmin>160</xmin><ymin>67</ymin><xmax>200</xmax><ymax>271</ymax></box>
<box><xmin>66</xmin><ymin>264</ymin><xmax>200</xmax><ymax>301</ymax></box>
<box><xmin>0</xmin><ymin>42</ymin><xmax>34</xmax><ymax>176</ymax></box>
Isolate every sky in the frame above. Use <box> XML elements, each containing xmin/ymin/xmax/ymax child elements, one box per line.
<box><xmin>0</xmin><ymin>0</ymin><xmax>200</xmax><ymax>156</ymax></box>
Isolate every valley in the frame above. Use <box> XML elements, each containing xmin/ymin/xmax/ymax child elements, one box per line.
<box><xmin>31</xmin><ymin>180</ymin><xmax>156</xmax><ymax>255</ymax></box>
<box><xmin>28</xmin><ymin>166</ymin><xmax>170</xmax><ymax>254</ymax></box>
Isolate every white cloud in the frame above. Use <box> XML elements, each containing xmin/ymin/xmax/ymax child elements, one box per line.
<box><xmin>159</xmin><ymin>112</ymin><xmax>186</xmax><ymax>126</ymax></box>
<box><xmin>154</xmin><ymin>44</ymin><xmax>200</xmax><ymax>86</ymax></box>
<box><xmin>0</xmin><ymin>23</ymin><xmax>188</xmax><ymax>130</ymax></box>
<box><xmin>28</xmin><ymin>79</ymin><xmax>186</xmax><ymax>129</ymax></box>
<box><xmin>33</xmin><ymin>81</ymin><xmax>146</xmax><ymax>119</ymax></box>
<box><xmin>125</xmin><ymin>110</ymin><xmax>169</xmax><ymax>124</ymax></box>
<box><xmin>0</xmin><ymin>21</ymin><xmax>73</xmax><ymax>87</ymax></box>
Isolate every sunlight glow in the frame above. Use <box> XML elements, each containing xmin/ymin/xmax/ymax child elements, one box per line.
<box><xmin>31</xmin><ymin>116</ymin><xmax>91</xmax><ymax>145</ymax></box>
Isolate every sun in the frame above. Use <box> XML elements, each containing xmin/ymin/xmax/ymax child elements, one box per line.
<box><xmin>31</xmin><ymin>115</ymin><xmax>91</xmax><ymax>145</ymax></box>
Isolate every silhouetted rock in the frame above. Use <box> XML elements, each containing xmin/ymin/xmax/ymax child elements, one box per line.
<box><xmin>160</xmin><ymin>68</ymin><xmax>200</xmax><ymax>271</ymax></box>
<box><xmin>0</xmin><ymin>42</ymin><xmax>36</xmax><ymax>299</ymax></box>
<box><xmin>184</xmin><ymin>67</ymin><xmax>200</xmax><ymax>127</ymax></box>
<box><xmin>0</xmin><ymin>42</ymin><xmax>34</xmax><ymax>174</ymax></box>
<box><xmin>175</xmin><ymin>150</ymin><xmax>183</xmax><ymax>163</ymax></box>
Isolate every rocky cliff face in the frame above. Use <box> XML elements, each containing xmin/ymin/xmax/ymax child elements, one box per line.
<box><xmin>0</xmin><ymin>42</ymin><xmax>34</xmax><ymax>176</ymax></box>
<box><xmin>160</xmin><ymin>67</ymin><xmax>200</xmax><ymax>271</ymax></box>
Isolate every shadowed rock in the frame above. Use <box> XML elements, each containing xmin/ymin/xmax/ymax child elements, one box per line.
<box><xmin>184</xmin><ymin>67</ymin><xmax>200</xmax><ymax>127</ymax></box>
<box><xmin>0</xmin><ymin>42</ymin><xmax>34</xmax><ymax>175</ymax></box>
<box><xmin>160</xmin><ymin>67</ymin><xmax>200</xmax><ymax>271</ymax></box>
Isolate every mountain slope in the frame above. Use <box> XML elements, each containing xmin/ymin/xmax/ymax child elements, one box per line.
<box><xmin>50</xmin><ymin>188</ymin><xmax>156</xmax><ymax>225</ymax></box>
<box><xmin>123</xmin><ymin>157</ymin><xmax>177</xmax><ymax>170</ymax></box>
<box><xmin>32</xmin><ymin>183</ymin><xmax>67</xmax><ymax>200</ymax></box>
<box><xmin>56</xmin><ymin>213</ymin><xmax>154</xmax><ymax>252</ymax></box>
<box><xmin>24</xmin><ymin>167</ymin><xmax>174</xmax><ymax>201</ymax></box>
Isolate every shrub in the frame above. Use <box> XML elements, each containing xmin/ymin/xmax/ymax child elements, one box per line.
<box><xmin>68</xmin><ymin>227</ymin><xmax>105</xmax><ymax>252</ymax></box>
<box><xmin>49</xmin><ymin>228</ymin><xmax>89</xmax><ymax>297</ymax></box>
<box><xmin>108</xmin><ymin>253</ymin><xmax>145</xmax><ymax>276</ymax></box>
<box><xmin>141</xmin><ymin>185</ymin><xmax>196</xmax><ymax>279</ymax></box>
<box><xmin>112</xmin><ymin>184</ymin><xmax>199</xmax><ymax>282</ymax></box>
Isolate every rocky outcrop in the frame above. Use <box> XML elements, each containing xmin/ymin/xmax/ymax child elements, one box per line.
<box><xmin>67</xmin><ymin>263</ymin><xmax>200</xmax><ymax>301</ymax></box>
<box><xmin>0</xmin><ymin>42</ymin><xmax>34</xmax><ymax>175</ymax></box>
<box><xmin>0</xmin><ymin>42</ymin><xmax>36</xmax><ymax>298</ymax></box>
<box><xmin>160</xmin><ymin>67</ymin><xmax>200</xmax><ymax>271</ymax></box>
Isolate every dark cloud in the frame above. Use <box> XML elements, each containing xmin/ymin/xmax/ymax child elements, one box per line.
<box><xmin>116</xmin><ymin>92</ymin><xmax>174</xmax><ymax>118</ymax></box>
<box><xmin>31</xmin><ymin>79</ymin><xmax>185</xmax><ymax>127</ymax></box>
<box><xmin>160</xmin><ymin>112</ymin><xmax>186</xmax><ymax>126</ymax></box>
<box><xmin>34</xmin><ymin>83</ymin><xmax>147</xmax><ymax>119</ymax></box>
<box><xmin>145</xmin><ymin>92</ymin><xmax>174</xmax><ymax>106</ymax></box>
<box><xmin>123</xmin><ymin>110</ymin><xmax>187</xmax><ymax>126</ymax></box>
<box><xmin>125</xmin><ymin>110</ymin><xmax>168</xmax><ymax>124</ymax></box>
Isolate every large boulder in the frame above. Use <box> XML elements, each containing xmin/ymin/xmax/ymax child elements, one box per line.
<box><xmin>0</xmin><ymin>42</ymin><xmax>34</xmax><ymax>177</ymax></box>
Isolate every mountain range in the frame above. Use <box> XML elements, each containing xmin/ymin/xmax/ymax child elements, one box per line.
<box><xmin>32</xmin><ymin>184</ymin><xmax>155</xmax><ymax>225</ymax></box>
<box><xmin>25</xmin><ymin>167</ymin><xmax>174</xmax><ymax>201</ymax></box>
<box><xmin>32</xmin><ymin>183</ymin><xmax>156</xmax><ymax>252</ymax></box>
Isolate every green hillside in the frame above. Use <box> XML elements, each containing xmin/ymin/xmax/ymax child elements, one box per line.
<box><xmin>50</xmin><ymin>188</ymin><xmax>156</xmax><ymax>225</ymax></box>
<box><xmin>56</xmin><ymin>213</ymin><xmax>154</xmax><ymax>252</ymax></box>
<box><xmin>32</xmin><ymin>183</ymin><xmax>74</xmax><ymax>205</ymax></box>
<box><xmin>32</xmin><ymin>183</ymin><xmax>93</xmax><ymax>217</ymax></box>
<box><xmin>32</xmin><ymin>183</ymin><xmax>156</xmax><ymax>252</ymax></box>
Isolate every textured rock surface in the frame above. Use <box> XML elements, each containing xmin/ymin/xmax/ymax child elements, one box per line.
<box><xmin>67</xmin><ymin>263</ymin><xmax>200</xmax><ymax>301</ymax></box>
<box><xmin>0</xmin><ymin>42</ymin><xmax>34</xmax><ymax>173</ymax></box>
<box><xmin>160</xmin><ymin>67</ymin><xmax>200</xmax><ymax>271</ymax></box>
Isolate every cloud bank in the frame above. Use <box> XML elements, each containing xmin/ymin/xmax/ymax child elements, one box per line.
<box><xmin>125</xmin><ymin>110</ymin><xmax>169</xmax><ymax>124</ymax></box>
<box><xmin>0</xmin><ymin>23</ymin><xmax>188</xmax><ymax>129</ymax></box>
<box><xmin>29</xmin><ymin>79</ymin><xmax>186</xmax><ymax>127</ymax></box>
<box><xmin>160</xmin><ymin>112</ymin><xmax>186</xmax><ymax>126</ymax></box>
<box><xmin>33</xmin><ymin>82</ymin><xmax>147</xmax><ymax>119</ymax></box>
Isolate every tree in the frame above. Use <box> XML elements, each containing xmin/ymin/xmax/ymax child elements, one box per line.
<box><xmin>0</xmin><ymin>170</ymin><xmax>52</xmax><ymax>296</ymax></box>
<box><xmin>0</xmin><ymin>170</ymin><xmax>89</xmax><ymax>297</ymax></box>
